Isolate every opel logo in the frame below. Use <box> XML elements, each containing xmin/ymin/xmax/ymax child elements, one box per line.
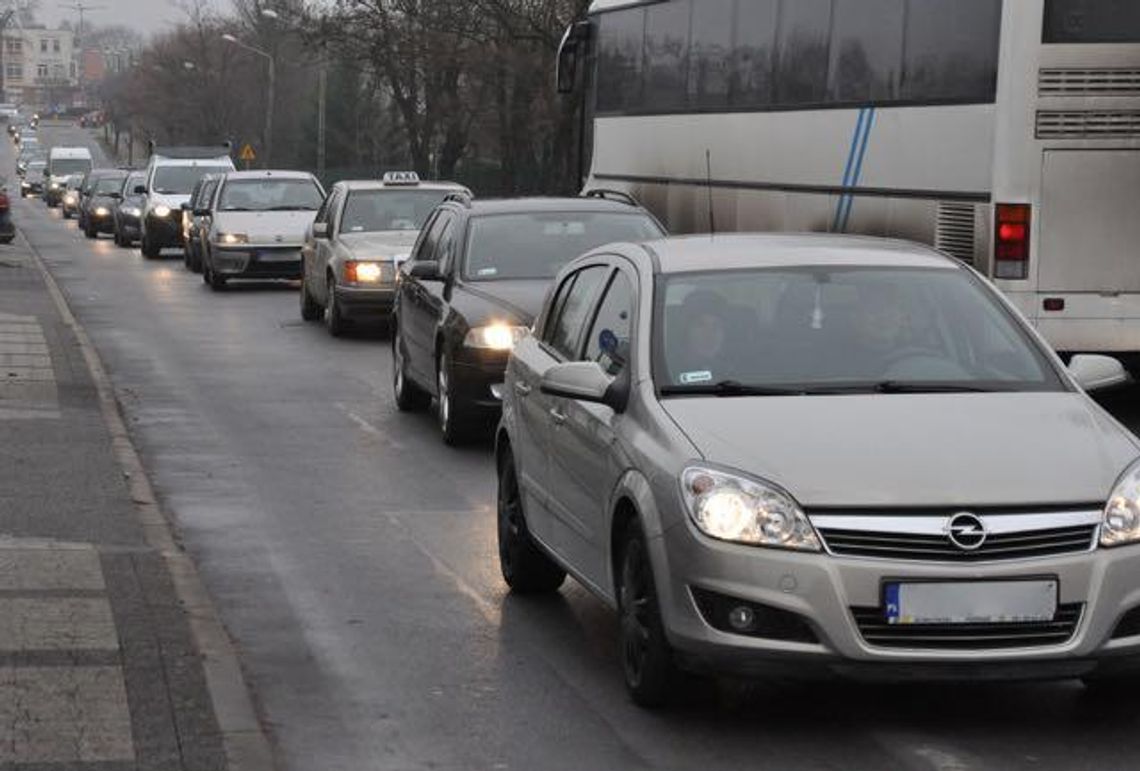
<box><xmin>946</xmin><ymin>512</ymin><xmax>988</xmax><ymax>551</ymax></box>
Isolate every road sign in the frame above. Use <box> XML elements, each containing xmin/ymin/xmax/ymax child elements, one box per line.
<box><xmin>239</xmin><ymin>143</ymin><xmax>256</xmax><ymax>162</ymax></box>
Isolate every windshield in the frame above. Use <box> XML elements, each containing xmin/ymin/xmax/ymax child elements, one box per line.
<box><xmin>93</xmin><ymin>175</ymin><xmax>127</xmax><ymax>194</ymax></box>
<box><xmin>464</xmin><ymin>212</ymin><xmax>662</xmax><ymax>281</ymax></box>
<box><xmin>50</xmin><ymin>158</ymin><xmax>91</xmax><ymax>176</ymax></box>
<box><xmin>122</xmin><ymin>173</ymin><xmax>145</xmax><ymax>194</ymax></box>
<box><xmin>340</xmin><ymin>189</ymin><xmax>450</xmax><ymax>233</ymax></box>
<box><xmin>218</xmin><ymin>178</ymin><xmax>324</xmax><ymax>211</ymax></box>
<box><xmin>152</xmin><ymin>165</ymin><xmax>231</xmax><ymax>195</ymax></box>
<box><xmin>1044</xmin><ymin>0</ymin><xmax>1140</xmax><ymax>43</ymax></box>
<box><xmin>655</xmin><ymin>267</ymin><xmax>1063</xmax><ymax>394</ymax></box>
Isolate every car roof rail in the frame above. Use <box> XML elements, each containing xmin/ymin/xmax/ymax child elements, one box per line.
<box><xmin>582</xmin><ymin>188</ymin><xmax>639</xmax><ymax>207</ymax></box>
<box><xmin>442</xmin><ymin>191</ymin><xmax>472</xmax><ymax>207</ymax></box>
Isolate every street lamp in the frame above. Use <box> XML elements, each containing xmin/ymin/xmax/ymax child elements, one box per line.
<box><xmin>222</xmin><ymin>32</ymin><xmax>275</xmax><ymax>166</ymax></box>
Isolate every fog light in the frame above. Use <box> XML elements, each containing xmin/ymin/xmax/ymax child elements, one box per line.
<box><xmin>727</xmin><ymin>605</ymin><xmax>755</xmax><ymax>632</ymax></box>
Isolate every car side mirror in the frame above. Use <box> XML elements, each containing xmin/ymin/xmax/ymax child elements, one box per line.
<box><xmin>540</xmin><ymin>361</ymin><xmax>627</xmax><ymax>413</ymax></box>
<box><xmin>110</xmin><ymin>192</ymin><xmax>122</xmax><ymax>200</ymax></box>
<box><xmin>193</xmin><ymin>208</ymin><xmax>210</xmax><ymax>217</ymax></box>
<box><xmin>1069</xmin><ymin>354</ymin><xmax>1129</xmax><ymax>392</ymax></box>
<box><xmin>133</xmin><ymin>185</ymin><xmax>146</xmax><ymax>195</ymax></box>
<box><xmin>312</xmin><ymin>222</ymin><xmax>329</xmax><ymax>239</ymax></box>
<box><xmin>180</xmin><ymin>202</ymin><xmax>191</xmax><ymax>210</ymax></box>
<box><xmin>407</xmin><ymin>260</ymin><xmax>443</xmax><ymax>281</ymax></box>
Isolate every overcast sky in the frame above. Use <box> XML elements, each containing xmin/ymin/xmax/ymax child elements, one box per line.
<box><xmin>40</xmin><ymin>0</ymin><xmax>201</xmax><ymax>38</ymax></box>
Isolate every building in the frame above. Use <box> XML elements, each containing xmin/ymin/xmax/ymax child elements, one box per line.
<box><xmin>1</xmin><ymin>27</ymin><xmax>78</xmax><ymax>108</ymax></box>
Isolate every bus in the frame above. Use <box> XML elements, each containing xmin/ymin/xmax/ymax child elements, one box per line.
<box><xmin>557</xmin><ymin>0</ymin><xmax>1140</xmax><ymax>360</ymax></box>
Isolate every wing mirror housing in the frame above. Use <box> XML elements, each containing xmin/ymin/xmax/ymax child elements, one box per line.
<box><xmin>312</xmin><ymin>222</ymin><xmax>329</xmax><ymax>239</ymax></box>
<box><xmin>1069</xmin><ymin>354</ymin><xmax>1129</xmax><ymax>392</ymax></box>
<box><xmin>133</xmin><ymin>184</ymin><xmax>146</xmax><ymax>195</ymax></box>
<box><xmin>193</xmin><ymin>208</ymin><xmax>210</xmax><ymax>217</ymax></box>
<box><xmin>407</xmin><ymin>260</ymin><xmax>443</xmax><ymax>281</ymax></box>
<box><xmin>540</xmin><ymin>361</ymin><xmax>628</xmax><ymax>413</ymax></box>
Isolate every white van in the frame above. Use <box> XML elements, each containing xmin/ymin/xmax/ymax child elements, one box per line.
<box><xmin>45</xmin><ymin>147</ymin><xmax>94</xmax><ymax>207</ymax></box>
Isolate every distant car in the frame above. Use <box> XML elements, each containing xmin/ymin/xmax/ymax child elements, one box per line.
<box><xmin>495</xmin><ymin>233</ymin><xmax>1140</xmax><ymax>707</ymax></box>
<box><xmin>0</xmin><ymin>178</ymin><xmax>15</xmax><ymax>243</ymax></box>
<box><xmin>20</xmin><ymin>159</ymin><xmax>47</xmax><ymax>197</ymax></box>
<box><xmin>199</xmin><ymin>170</ymin><xmax>325</xmax><ymax>290</ymax></box>
<box><xmin>110</xmin><ymin>170</ymin><xmax>146</xmax><ymax>246</ymax></box>
<box><xmin>300</xmin><ymin>172</ymin><xmax>471</xmax><ymax>336</ymax></box>
<box><xmin>44</xmin><ymin>147</ymin><xmax>94</xmax><ymax>207</ymax></box>
<box><xmin>138</xmin><ymin>144</ymin><xmax>235</xmax><ymax>258</ymax></box>
<box><xmin>60</xmin><ymin>174</ymin><xmax>84</xmax><ymax>219</ymax></box>
<box><xmin>392</xmin><ymin>194</ymin><xmax>664</xmax><ymax>443</ymax></box>
<box><xmin>182</xmin><ymin>173</ymin><xmax>222</xmax><ymax>272</ymax></box>
<box><xmin>78</xmin><ymin>169</ymin><xmax>129</xmax><ymax>238</ymax></box>
<box><xmin>16</xmin><ymin>147</ymin><xmax>43</xmax><ymax>177</ymax></box>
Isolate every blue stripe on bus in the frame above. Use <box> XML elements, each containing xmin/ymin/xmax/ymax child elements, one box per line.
<box><xmin>833</xmin><ymin>107</ymin><xmax>868</xmax><ymax>232</ymax></box>
<box><xmin>839</xmin><ymin>107</ymin><xmax>876</xmax><ymax>233</ymax></box>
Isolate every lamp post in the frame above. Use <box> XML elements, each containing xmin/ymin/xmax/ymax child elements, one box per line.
<box><xmin>222</xmin><ymin>32</ymin><xmax>274</xmax><ymax>167</ymax></box>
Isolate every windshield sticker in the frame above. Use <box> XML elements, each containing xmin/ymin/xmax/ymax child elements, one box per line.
<box><xmin>477</xmin><ymin>267</ymin><xmax>498</xmax><ymax>277</ymax></box>
<box><xmin>679</xmin><ymin>370</ymin><xmax>712</xmax><ymax>385</ymax></box>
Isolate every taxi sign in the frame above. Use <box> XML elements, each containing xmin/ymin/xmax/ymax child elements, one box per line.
<box><xmin>382</xmin><ymin>171</ymin><xmax>420</xmax><ymax>185</ymax></box>
<box><xmin>239</xmin><ymin>143</ymin><xmax>256</xmax><ymax>162</ymax></box>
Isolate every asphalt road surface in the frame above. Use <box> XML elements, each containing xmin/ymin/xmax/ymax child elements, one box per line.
<box><xmin>14</xmin><ymin>123</ymin><xmax>1140</xmax><ymax>771</ymax></box>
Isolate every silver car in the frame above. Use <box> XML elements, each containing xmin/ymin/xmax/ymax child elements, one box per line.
<box><xmin>299</xmin><ymin>174</ymin><xmax>470</xmax><ymax>336</ymax></box>
<box><xmin>200</xmin><ymin>170</ymin><xmax>325</xmax><ymax>291</ymax></box>
<box><xmin>496</xmin><ymin>233</ymin><xmax>1140</xmax><ymax>707</ymax></box>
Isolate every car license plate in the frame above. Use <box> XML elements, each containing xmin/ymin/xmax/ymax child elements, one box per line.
<box><xmin>255</xmin><ymin>250</ymin><xmax>298</xmax><ymax>263</ymax></box>
<box><xmin>884</xmin><ymin>580</ymin><xmax>1057</xmax><ymax>625</ymax></box>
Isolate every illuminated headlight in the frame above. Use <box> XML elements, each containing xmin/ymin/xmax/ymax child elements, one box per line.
<box><xmin>463</xmin><ymin>324</ymin><xmax>528</xmax><ymax>351</ymax></box>
<box><xmin>94</xmin><ymin>206</ymin><xmax>110</xmax><ymax>217</ymax></box>
<box><xmin>152</xmin><ymin>205</ymin><xmax>172</xmax><ymax>217</ymax></box>
<box><xmin>680</xmin><ymin>466</ymin><xmax>820</xmax><ymax>551</ymax></box>
<box><xmin>1102</xmin><ymin>459</ymin><xmax>1140</xmax><ymax>547</ymax></box>
<box><xmin>345</xmin><ymin>260</ymin><xmax>383</xmax><ymax>283</ymax></box>
<box><xmin>50</xmin><ymin>182</ymin><xmax>60</xmax><ymax>190</ymax></box>
<box><xmin>63</xmin><ymin>193</ymin><xmax>76</xmax><ymax>204</ymax></box>
<box><xmin>121</xmin><ymin>206</ymin><xmax>141</xmax><ymax>217</ymax></box>
<box><xmin>218</xmin><ymin>233</ymin><xmax>249</xmax><ymax>246</ymax></box>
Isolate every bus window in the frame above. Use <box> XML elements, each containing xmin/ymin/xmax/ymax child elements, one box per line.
<box><xmin>773</xmin><ymin>0</ymin><xmax>832</xmax><ymax>105</ymax></box>
<box><xmin>828</xmin><ymin>0</ymin><xmax>904</xmax><ymax>103</ymax></box>
<box><xmin>597</xmin><ymin>6</ymin><xmax>646</xmax><ymax>113</ymax></box>
<box><xmin>645</xmin><ymin>0</ymin><xmax>690</xmax><ymax>112</ymax></box>
<box><xmin>688</xmin><ymin>0</ymin><xmax>733</xmax><ymax>109</ymax></box>
<box><xmin>900</xmin><ymin>0</ymin><xmax>1001</xmax><ymax>102</ymax></box>
<box><xmin>732</xmin><ymin>0</ymin><xmax>778</xmax><ymax>109</ymax></box>
<box><xmin>1044</xmin><ymin>0</ymin><xmax>1140</xmax><ymax>43</ymax></box>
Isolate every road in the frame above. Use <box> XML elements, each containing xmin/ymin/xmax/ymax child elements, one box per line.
<box><xmin>14</xmin><ymin>123</ymin><xmax>1140</xmax><ymax>771</ymax></box>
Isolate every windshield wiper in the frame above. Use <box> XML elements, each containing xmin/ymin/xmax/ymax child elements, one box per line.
<box><xmin>660</xmin><ymin>380</ymin><xmax>807</xmax><ymax>397</ymax></box>
<box><xmin>809</xmin><ymin>381</ymin><xmax>1002</xmax><ymax>394</ymax></box>
<box><xmin>265</xmin><ymin>205</ymin><xmax>317</xmax><ymax>211</ymax></box>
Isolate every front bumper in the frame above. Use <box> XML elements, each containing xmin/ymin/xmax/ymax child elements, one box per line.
<box><xmin>652</xmin><ymin>517</ymin><xmax>1140</xmax><ymax>680</ymax></box>
<box><xmin>212</xmin><ymin>245</ymin><xmax>302</xmax><ymax>280</ymax></box>
<box><xmin>43</xmin><ymin>187</ymin><xmax>64</xmax><ymax>204</ymax></box>
<box><xmin>21</xmin><ymin>183</ymin><xmax>42</xmax><ymax>196</ymax></box>
<box><xmin>88</xmin><ymin>209</ymin><xmax>116</xmax><ymax>233</ymax></box>
<box><xmin>144</xmin><ymin>213</ymin><xmax>182</xmax><ymax>247</ymax></box>
<box><xmin>335</xmin><ymin>285</ymin><xmax>396</xmax><ymax>320</ymax></box>
<box><xmin>451</xmin><ymin>349</ymin><xmax>511</xmax><ymax>410</ymax></box>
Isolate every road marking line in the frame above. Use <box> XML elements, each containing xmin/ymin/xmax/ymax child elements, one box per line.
<box><xmin>336</xmin><ymin>402</ymin><xmax>407</xmax><ymax>450</ymax></box>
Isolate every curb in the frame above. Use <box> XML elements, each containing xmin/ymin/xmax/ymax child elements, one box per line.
<box><xmin>20</xmin><ymin>229</ymin><xmax>277</xmax><ymax>771</ymax></box>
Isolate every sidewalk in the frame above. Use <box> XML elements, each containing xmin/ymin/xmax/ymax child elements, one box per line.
<box><xmin>0</xmin><ymin>235</ymin><xmax>269</xmax><ymax>769</ymax></box>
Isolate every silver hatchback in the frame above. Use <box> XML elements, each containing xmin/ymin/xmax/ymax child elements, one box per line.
<box><xmin>496</xmin><ymin>234</ymin><xmax>1140</xmax><ymax>706</ymax></box>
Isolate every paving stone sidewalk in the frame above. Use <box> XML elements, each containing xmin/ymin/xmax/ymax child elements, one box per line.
<box><xmin>0</xmin><ymin>241</ymin><xmax>230</xmax><ymax>769</ymax></box>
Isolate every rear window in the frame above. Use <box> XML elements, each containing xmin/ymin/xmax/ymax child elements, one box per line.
<box><xmin>463</xmin><ymin>212</ymin><xmax>662</xmax><ymax>281</ymax></box>
<box><xmin>50</xmin><ymin>158</ymin><xmax>91</xmax><ymax>176</ymax></box>
<box><xmin>1044</xmin><ymin>0</ymin><xmax>1140</xmax><ymax>43</ymax></box>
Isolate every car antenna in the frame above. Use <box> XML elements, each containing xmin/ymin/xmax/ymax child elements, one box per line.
<box><xmin>705</xmin><ymin>148</ymin><xmax>716</xmax><ymax>236</ymax></box>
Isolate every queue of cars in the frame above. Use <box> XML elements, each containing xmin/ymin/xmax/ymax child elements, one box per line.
<box><xmin>27</xmin><ymin>129</ymin><xmax>1140</xmax><ymax>711</ymax></box>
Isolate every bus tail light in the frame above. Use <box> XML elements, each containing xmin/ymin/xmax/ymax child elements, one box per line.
<box><xmin>994</xmin><ymin>204</ymin><xmax>1031</xmax><ymax>280</ymax></box>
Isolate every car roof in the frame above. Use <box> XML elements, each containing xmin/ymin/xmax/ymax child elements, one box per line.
<box><xmin>455</xmin><ymin>196</ymin><xmax>648</xmax><ymax>216</ymax></box>
<box><xmin>638</xmin><ymin>234</ymin><xmax>960</xmax><ymax>273</ymax></box>
<box><xmin>337</xmin><ymin>179</ymin><xmax>468</xmax><ymax>192</ymax></box>
<box><xmin>222</xmin><ymin>170</ymin><xmax>317</xmax><ymax>181</ymax></box>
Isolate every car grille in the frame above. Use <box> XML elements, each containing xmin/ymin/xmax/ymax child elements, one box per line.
<box><xmin>817</xmin><ymin>524</ymin><xmax>1097</xmax><ymax>562</ymax></box>
<box><xmin>851</xmin><ymin>604</ymin><xmax>1083</xmax><ymax>650</ymax></box>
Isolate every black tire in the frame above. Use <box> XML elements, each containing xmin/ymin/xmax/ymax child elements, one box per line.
<box><xmin>324</xmin><ymin>276</ymin><xmax>347</xmax><ymax>337</ymax></box>
<box><xmin>392</xmin><ymin>328</ymin><xmax>430</xmax><ymax>411</ymax></box>
<box><xmin>299</xmin><ymin>272</ymin><xmax>322</xmax><ymax>321</ymax></box>
<box><xmin>83</xmin><ymin>222</ymin><xmax>96</xmax><ymax>239</ymax></box>
<box><xmin>618</xmin><ymin>522</ymin><xmax>677</xmax><ymax>709</ymax></box>
<box><xmin>62</xmin><ymin>210</ymin><xmax>71</xmax><ymax>220</ymax></box>
<box><xmin>207</xmin><ymin>262</ymin><xmax>226</xmax><ymax>291</ymax></box>
<box><xmin>497</xmin><ymin>451</ymin><xmax>565</xmax><ymax>593</ymax></box>
<box><xmin>188</xmin><ymin>242</ymin><xmax>203</xmax><ymax>273</ymax></box>
<box><xmin>436</xmin><ymin>350</ymin><xmax>473</xmax><ymax>445</ymax></box>
<box><xmin>1081</xmin><ymin>674</ymin><xmax>1140</xmax><ymax>695</ymax></box>
<box><xmin>141</xmin><ymin>232</ymin><xmax>161</xmax><ymax>259</ymax></box>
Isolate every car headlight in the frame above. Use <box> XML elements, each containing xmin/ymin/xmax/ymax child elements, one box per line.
<box><xmin>1102</xmin><ymin>459</ymin><xmax>1140</xmax><ymax>547</ymax></box>
<box><xmin>217</xmin><ymin>233</ymin><xmax>248</xmax><ymax>246</ymax></box>
<box><xmin>63</xmin><ymin>193</ymin><xmax>76</xmax><ymax>204</ymax></box>
<box><xmin>152</xmin><ymin>205</ymin><xmax>172</xmax><ymax>217</ymax></box>
<box><xmin>50</xmin><ymin>182</ymin><xmax>60</xmax><ymax>190</ymax></box>
<box><xmin>122</xmin><ymin>206</ymin><xmax>140</xmax><ymax>217</ymax></box>
<box><xmin>680</xmin><ymin>466</ymin><xmax>821</xmax><ymax>551</ymax></box>
<box><xmin>94</xmin><ymin>206</ymin><xmax>110</xmax><ymax>216</ymax></box>
<box><xmin>344</xmin><ymin>260</ymin><xmax>383</xmax><ymax>283</ymax></box>
<box><xmin>463</xmin><ymin>323</ymin><xmax>528</xmax><ymax>351</ymax></box>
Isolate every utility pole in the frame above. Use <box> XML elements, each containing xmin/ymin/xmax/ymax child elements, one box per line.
<box><xmin>317</xmin><ymin>58</ymin><xmax>326</xmax><ymax>179</ymax></box>
<box><xmin>0</xmin><ymin>10</ymin><xmax>14</xmax><ymax>100</ymax></box>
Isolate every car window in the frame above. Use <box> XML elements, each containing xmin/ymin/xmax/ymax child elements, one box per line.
<box><xmin>416</xmin><ymin>211</ymin><xmax>453</xmax><ymax>265</ymax></box>
<box><xmin>340</xmin><ymin>189</ymin><xmax>451</xmax><ymax>233</ymax></box>
<box><xmin>314</xmin><ymin>190</ymin><xmax>337</xmax><ymax>226</ymax></box>
<box><xmin>93</xmin><ymin>175</ymin><xmax>125</xmax><ymax>194</ymax></box>
<box><xmin>544</xmin><ymin>266</ymin><xmax>609</xmax><ymax>360</ymax></box>
<box><xmin>217</xmin><ymin>178</ymin><xmax>324</xmax><ymax>212</ymax></box>
<box><xmin>152</xmin><ymin>165</ymin><xmax>233</xmax><ymax>195</ymax></box>
<box><xmin>435</xmin><ymin>218</ymin><xmax>458</xmax><ymax>273</ymax></box>
<box><xmin>585</xmin><ymin>270</ymin><xmax>635</xmax><ymax>375</ymax></box>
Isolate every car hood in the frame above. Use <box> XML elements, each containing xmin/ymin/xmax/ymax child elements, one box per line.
<box><xmin>149</xmin><ymin>192</ymin><xmax>190</xmax><ymax>209</ymax></box>
<box><xmin>662</xmin><ymin>392</ymin><xmax>1139</xmax><ymax>508</ymax></box>
<box><xmin>455</xmin><ymin>279</ymin><xmax>549</xmax><ymax>323</ymax></box>
<box><xmin>213</xmin><ymin>211</ymin><xmax>317</xmax><ymax>244</ymax></box>
<box><xmin>339</xmin><ymin>231</ymin><xmax>419</xmax><ymax>259</ymax></box>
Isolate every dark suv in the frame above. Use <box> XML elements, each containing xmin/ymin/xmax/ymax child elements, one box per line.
<box><xmin>391</xmin><ymin>193</ymin><xmax>664</xmax><ymax>444</ymax></box>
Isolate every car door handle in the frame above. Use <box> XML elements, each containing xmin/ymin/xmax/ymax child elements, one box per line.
<box><xmin>514</xmin><ymin>381</ymin><xmax>532</xmax><ymax>397</ymax></box>
<box><xmin>549</xmin><ymin>407</ymin><xmax>567</xmax><ymax>425</ymax></box>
